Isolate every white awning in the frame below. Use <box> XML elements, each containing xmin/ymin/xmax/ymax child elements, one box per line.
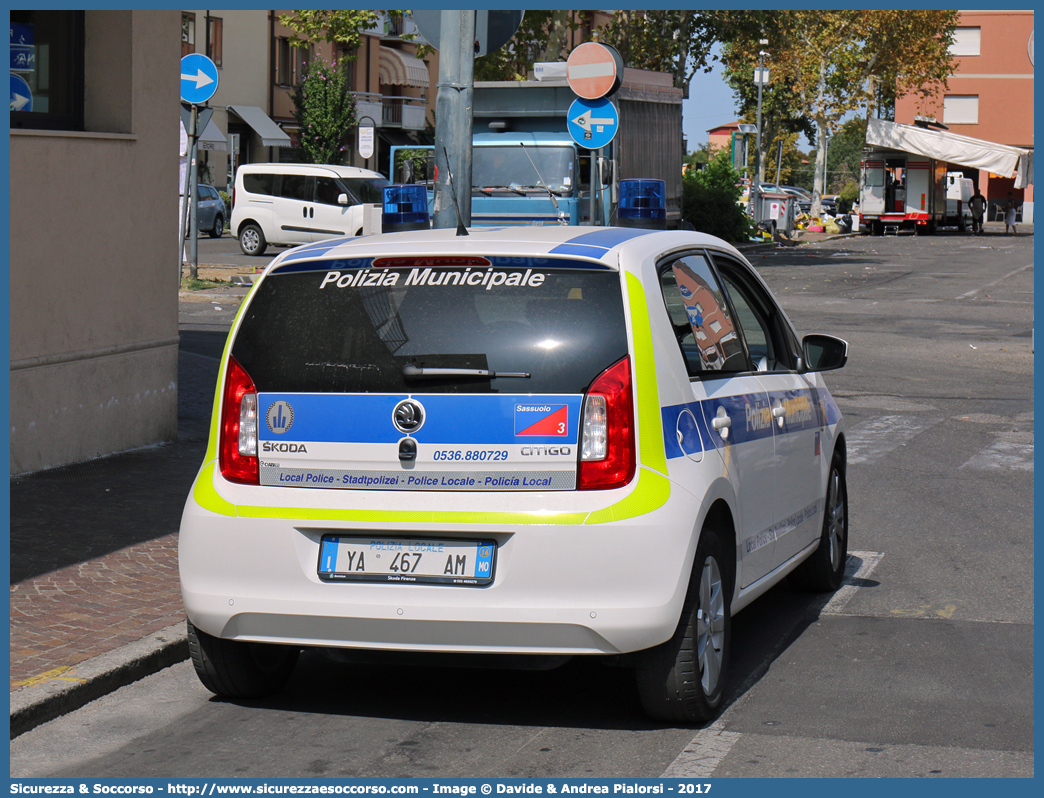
<box><xmin>227</xmin><ymin>105</ymin><xmax>292</xmax><ymax>147</ymax></box>
<box><xmin>866</xmin><ymin>117</ymin><xmax>1033</xmax><ymax>187</ymax></box>
<box><xmin>379</xmin><ymin>47</ymin><xmax>430</xmax><ymax>88</ymax></box>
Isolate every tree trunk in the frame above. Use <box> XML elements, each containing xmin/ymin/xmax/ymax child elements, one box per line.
<box><xmin>812</xmin><ymin>127</ymin><xmax>827</xmax><ymax>217</ymax></box>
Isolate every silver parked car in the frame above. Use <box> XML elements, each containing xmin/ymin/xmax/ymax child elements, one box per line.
<box><xmin>195</xmin><ymin>183</ymin><xmax>227</xmax><ymax>238</ymax></box>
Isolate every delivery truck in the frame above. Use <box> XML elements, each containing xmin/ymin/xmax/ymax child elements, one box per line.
<box><xmin>859</xmin><ymin>147</ymin><xmax>947</xmax><ymax>235</ymax></box>
<box><xmin>390</xmin><ymin>67</ymin><xmax>683</xmax><ymax>227</ymax></box>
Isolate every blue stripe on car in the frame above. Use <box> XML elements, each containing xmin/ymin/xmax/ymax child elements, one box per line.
<box><xmin>661</xmin><ymin>386</ymin><xmax>836</xmax><ymax>460</ymax></box>
<box><xmin>548</xmin><ymin>228</ymin><xmax>658</xmax><ymax>258</ymax></box>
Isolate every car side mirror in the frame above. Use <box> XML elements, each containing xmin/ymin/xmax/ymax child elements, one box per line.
<box><xmin>337</xmin><ymin>193</ymin><xmax>349</xmax><ymax>206</ymax></box>
<box><xmin>801</xmin><ymin>334</ymin><xmax>848</xmax><ymax>372</ymax></box>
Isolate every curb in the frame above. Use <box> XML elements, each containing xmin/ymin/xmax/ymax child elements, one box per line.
<box><xmin>10</xmin><ymin>623</ymin><xmax>188</xmax><ymax>739</ymax></box>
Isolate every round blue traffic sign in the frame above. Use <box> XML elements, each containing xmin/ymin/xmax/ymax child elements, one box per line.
<box><xmin>180</xmin><ymin>53</ymin><xmax>219</xmax><ymax>105</ymax></box>
<box><xmin>567</xmin><ymin>97</ymin><xmax>619</xmax><ymax>150</ymax></box>
<box><xmin>11</xmin><ymin>73</ymin><xmax>32</xmax><ymax>112</ymax></box>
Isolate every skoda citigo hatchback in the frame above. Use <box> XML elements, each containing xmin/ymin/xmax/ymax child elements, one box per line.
<box><xmin>180</xmin><ymin>226</ymin><xmax>849</xmax><ymax>722</ymax></box>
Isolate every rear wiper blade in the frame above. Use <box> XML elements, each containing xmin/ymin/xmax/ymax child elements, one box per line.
<box><xmin>402</xmin><ymin>365</ymin><xmax>530</xmax><ymax>379</ymax></box>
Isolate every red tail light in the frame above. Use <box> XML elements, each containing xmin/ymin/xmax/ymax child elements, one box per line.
<box><xmin>219</xmin><ymin>356</ymin><xmax>260</xmax><ymax>484</ymax></box>
<box><xmin>577</xmin><ymin>357</ymin><xmax>636</xmax><ymax>490</ymax></box>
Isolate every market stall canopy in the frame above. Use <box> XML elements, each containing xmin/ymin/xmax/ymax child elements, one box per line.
<box><xmin>227</xmin><ymin>105</ymin><xmax>291</xmax><ymax>147</ymax></box>
<box><xmin>379</xmin><ymin>47</ymin><xmax>430</xmax><ymax>88</ymax></box>
<box><xmin>866</xmin><ymin>117</ymin><xmax>1033</xmax><ymax>188</ymax></box>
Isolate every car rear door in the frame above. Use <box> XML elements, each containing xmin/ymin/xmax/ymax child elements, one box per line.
<box><xmin>710</xmin><ymin>252</ymin><xmax>826</xmax><ymax>566</ymax></box>
<box><xmin>658</xmin><ymin>252</ymin><xmax>777</xmax><ymax>588</ymax></box>
<box><xmin>274</xmin><ymin>173</ymin><xmax>315</xmax><ymax>244</ymax></box>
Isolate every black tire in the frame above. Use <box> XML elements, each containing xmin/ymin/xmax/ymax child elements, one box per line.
<box><xmin>239</xmin><ymin>222</ymin><xmax>267</xmax><ymax>256</ymax></box>
<box><xmin>635</xmin><ymin>528</ymin><xmax>731</xmax><ymax>723</ymax></box>
<box><xmin>791</xmin><ymin>452</ymin><xmax>848</xmax><ymax>592</ymax></box>
<box><xmin>187</xmin><ymin>620</ymin><xmax>299</xmax><ymax>699</ymax></box>
<box><xmin>209</xmin><ymin>215</ymin><xmax>224</xmax><ymax>238</ymax></box>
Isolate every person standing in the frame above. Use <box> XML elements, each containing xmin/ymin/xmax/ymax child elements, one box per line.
<box><xmin>969</xmin><ymin>186</ymin><xmax>987</xmax><ymax>235</ymax></box>
<box><xmin>1004</xmin><ymin>192</ymin><xmax>1018</xmax><ymax>235</ymax></box>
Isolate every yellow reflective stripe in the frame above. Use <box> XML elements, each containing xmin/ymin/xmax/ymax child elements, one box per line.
<box><xmin>193</xmin><ymin>462</ymin><xmax>237</xmax><ymax>517</ymax></box>
<box><xmin>625</xmin><ymin>272</ymin><xmax>668</xmax><ymax>476</ymax></box>
<box><xmin>584</xmin><ymin>467</ymin><xmax>671</xmax><ymax>525</ymax></box>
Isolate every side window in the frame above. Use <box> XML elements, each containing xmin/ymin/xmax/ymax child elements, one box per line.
<box><xmin>713</xmin><ymin>256</ymin><xmax>799</xmax><ymax>372</ymax></box>
<box><xmin>316</xmin><ymin>177</ymin><xmax>342</xmax><ymax>206</ymax></box>
<box><xmin>658</xmin><ymin>254</ymin><xmax>750</xmax><ymax>376</ymax></box>
<box><xmin>243</xmin><ymin>173</ymin><xmax>277</xmax><ymax>196</ymax></box>
<box><xmin>280</xmin><ymin>174</ymin><xmax>314</xmax><ymax>202</ymax></box>
<box><xmin>341</xmin><ymin>178</ymin><xmax>388</xmax><ymax>204</ymax></box>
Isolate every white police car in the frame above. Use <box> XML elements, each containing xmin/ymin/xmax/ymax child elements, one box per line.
<box><xmin>179</xmin><ymin>224</ymin><xmax>848</xmax><ymax>723</ymax></box>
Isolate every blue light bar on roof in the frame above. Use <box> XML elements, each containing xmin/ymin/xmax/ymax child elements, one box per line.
<box><xmin>616</xmin><ymin>179</ymin><xmax>666</xmax><ymax>229</ymax></box>
<box><xmin>382</xmin><ymin>184</ymin><xmax>430</xmax><ymax>232</ymax></box>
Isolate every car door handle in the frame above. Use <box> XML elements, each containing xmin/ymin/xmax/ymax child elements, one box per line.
<box><xmin>772</xmin><ymin>403</ymin><xmax>786</xmax><ymax>428</ymax></box>
<box><xmin>711</xmin><ymin>408</ymin><xmax>731</xmax><ymax>440</ymax></box>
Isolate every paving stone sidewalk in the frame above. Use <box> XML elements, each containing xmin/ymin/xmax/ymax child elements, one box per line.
<box><xmin>9</xmin><ymin>349</ymin><xmax>219</xmax><ymax>733</ymax></box>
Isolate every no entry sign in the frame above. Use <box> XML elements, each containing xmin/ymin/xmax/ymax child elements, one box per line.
<box><xmin>566</xmin><ymin>42</ymin><xmax>621</xmax><ymax>100</ymax></box>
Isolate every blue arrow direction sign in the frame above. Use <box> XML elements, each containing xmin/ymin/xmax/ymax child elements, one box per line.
<box><xmin>11</xmin><ymin>73</ymin><xmax>32</xmax><ymax>112</ymax></box>
<box><xmin>180</xmin><ymin>53</ymin><xmax>219</xmax><ymax>105</ymax></box>
<box><xmin>567</xmin><ymin>97</ymin><xmax>619</xmax><ymax>150</ymax></box>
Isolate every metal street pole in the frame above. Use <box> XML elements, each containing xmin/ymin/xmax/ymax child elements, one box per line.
<box><xmin>753</xmin><ymin>43</ymin><xmax>767</xmax><ymax>226</ymax></box>
<box><xmin>456</xmin><ymin>10</ymin><xmax>475</xmax><ymax>227</ymax></box>
<box><xmin>433</xmin><ymin>10</ymin><xmax>475</xmax><ymax>229</ymax></box>
<box><xmin>188</xmin><ymin>104</ymin><xmax>200</xmax><ymax>281</ymax></box>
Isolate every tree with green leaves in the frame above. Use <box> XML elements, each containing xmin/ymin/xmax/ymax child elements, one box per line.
<box><xmin>682</xmin><ymin>147</ymin><xmax>752</xmax><ymax>242</ymax></box>
<box><xmin>291</xmin><ymin>57</ymin><xmax>357</xmax><ymax>165</ymax></box>
<box><xmin>712</xmin><ymin>10</ymin><xmax>958</xmax><ymax>216</ymax></box>
<box><xmin>467</xmin><ymin>11</ymin><xmax>581</xmax><ymax>81</ymax></box>
<box><xmin>596</xmin><ymin>11</ymin><xmax>722</xmax><ymax>97</ymax></box>
<box><xmin>279</xmin><ymin>10</ymin><xmax>410</xmax><ymax>52</ymax></box>
<box><xmin>823</xmin><ymin>118</ymin><xmax>868</xmax><ymax>194</ymax></box>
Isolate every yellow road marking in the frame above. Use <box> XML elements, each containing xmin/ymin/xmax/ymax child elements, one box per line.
<box><xmin>12</xmin><ymin>666</ymin><xmax>87</xmax><ymax>688</ymax></box>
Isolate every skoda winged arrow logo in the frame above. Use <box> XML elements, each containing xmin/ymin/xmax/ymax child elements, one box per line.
<box><xmin>393</xmin><ymin>399</ymin><xmax>425</xmax><ymax>433</ymax></box>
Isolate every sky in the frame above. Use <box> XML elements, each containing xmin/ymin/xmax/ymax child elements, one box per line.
<box><xmin>681</xmin><ymin>49</ymin><xmax>740</xmax><ymax>154</ymax></box>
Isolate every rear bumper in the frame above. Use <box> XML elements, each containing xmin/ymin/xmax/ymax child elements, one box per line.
<box><xmin>179</xmin><ymin>466</ymin><xmax>702</xmax><ymax>656</ymax></box>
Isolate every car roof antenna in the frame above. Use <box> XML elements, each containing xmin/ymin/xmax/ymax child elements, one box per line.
<box><xmin>442</xmin><ymin>147</ymin><xmax>469</xmax><ymax>237</ymax></box>
<box><xmin>520</xmin><ymin>142</ymin><xmax>567</xmax><ymax>225</ymax></box>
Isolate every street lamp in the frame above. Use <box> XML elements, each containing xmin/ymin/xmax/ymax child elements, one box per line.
<box><xmin>753</xmin><ymin>40</ymin><xmax>769</xmax><ymax>226</ymax></box>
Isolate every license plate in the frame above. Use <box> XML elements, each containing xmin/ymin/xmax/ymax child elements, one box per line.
<box><xmin>318</xmin><ymin>536</ymin><xmax>496</xmax><ymax>586</ymax></box>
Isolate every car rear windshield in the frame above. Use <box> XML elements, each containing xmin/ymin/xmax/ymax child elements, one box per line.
<box><xmin>231</xmin><ymin>258</ymin><xmax>628</xmax><ymax>395</ymax></box>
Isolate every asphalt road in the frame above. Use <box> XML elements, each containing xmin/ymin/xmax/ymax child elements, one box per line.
<box><xmin>12</xmin><ymin>230</ymin><xmax>1033</xmax><ymax>779</ymax></box>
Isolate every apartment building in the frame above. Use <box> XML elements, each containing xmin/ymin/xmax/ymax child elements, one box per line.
<box><xmin>895</xmin><ymin>11</ymin><xmax>1034</xmax><ymax>221</ymax></box>
<box><xmin>11</xmin><ymin>10</ymin><xmax>180</xmax><ymax>474</ymax></box>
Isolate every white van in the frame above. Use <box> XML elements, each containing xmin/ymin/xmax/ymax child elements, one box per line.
<box><xmin>230</xmin><ymin>163</ymin><xmax>390</xmax><ymax>255</ymax></box>
<box><xmin>945</xmin><ymin>172</ymin><xmax>974</xmax><ymax>231</ymax></box>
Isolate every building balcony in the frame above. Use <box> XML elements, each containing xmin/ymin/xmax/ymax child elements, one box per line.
<box><xmin>352</xmin><ymin>92</ymin><xmax>428</xmax><ymax>132</ymax></box>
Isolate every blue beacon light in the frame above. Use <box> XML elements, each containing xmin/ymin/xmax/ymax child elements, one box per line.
<box><xmin>615</xmin><ymin>179</ymin><xmax>667</xmax><ymax>229</ymax></box>
<box><xmin>382</xmin><ymin>184</ymin><xmax>431</xmax><ymax>233</ymax></box>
